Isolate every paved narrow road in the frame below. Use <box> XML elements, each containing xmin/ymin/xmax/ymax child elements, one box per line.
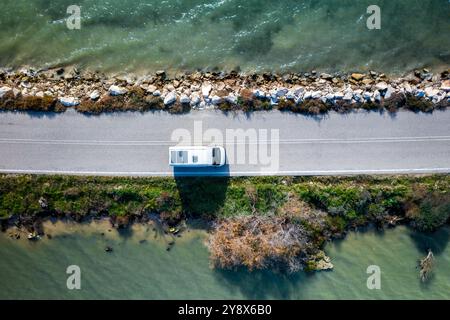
<box><xmin>0</xmin><ymin>109</ymin><xmax>449</xmax><ymax>176</ymax></box>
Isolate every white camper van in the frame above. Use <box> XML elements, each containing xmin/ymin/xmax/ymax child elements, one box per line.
<box><xmin>169</xmin><ymin>146</ymin><xmax>226</xmax><ymax>167</ymax></box>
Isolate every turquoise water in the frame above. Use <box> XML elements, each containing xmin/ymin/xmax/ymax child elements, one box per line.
<box><xmin>1</xmin><ymin>221</ymin><xmax>449</xmax><ymax>299</ymax></box>
<box><xmin>0</xmin><ymin>0</ymin><xmax>449</xmax><ymax>74</ymax></box>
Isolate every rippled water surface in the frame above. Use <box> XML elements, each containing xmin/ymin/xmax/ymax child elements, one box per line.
<box><xmin>0</xmin><ymin>0</ymin><xmax>449</xmax><ymax>74</ymax></box>
<box><xmin>1</xmin><ymin>221</ymin><xmax>449</xmax><ymax>299</ymax></box>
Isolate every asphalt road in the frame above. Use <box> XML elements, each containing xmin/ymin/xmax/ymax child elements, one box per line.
<box><xmin>0</xmin><ymin>109</ymin><xmax>449</xmax><ymax>176</ymax></box>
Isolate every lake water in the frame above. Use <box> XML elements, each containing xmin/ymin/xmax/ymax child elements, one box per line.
<box><xmin>0</xmin><ymin>0</ymin><xmax>449</xmax><ymax>75</ymax></box>
<box><xmin>1</xmin><ymin>220</ymin><xmax>449</xmax><ymax>299</ymax></box>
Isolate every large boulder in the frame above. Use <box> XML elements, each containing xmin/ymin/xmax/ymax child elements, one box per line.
<box><xmin>58</xmin><ymin>96</ymin><xmax>79</xmax><ymax>107</ymax></box>
<box><xmin>109</xmin><ymin>85</ymin><xmax>128</xmax><ymax>96</ymax></box>
<box><xmin>0</xmin><ymin>86</ymin><xmax>12</xmax><ymax>98</ymax></box>
<box><xmin>164</xmin><ymin>91</ymin><xmax>177</xmax><ymax>105</ymax></box>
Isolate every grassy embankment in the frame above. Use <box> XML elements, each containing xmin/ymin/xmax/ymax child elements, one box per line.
<box><xmin>1</xmin><ymin>174</ymin><xmax>449</xmax><ymax>271</ymax></box>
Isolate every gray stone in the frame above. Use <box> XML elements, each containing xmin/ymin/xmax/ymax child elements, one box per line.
<box><xmin>164</xmin><ymin>91</ymin><xmax>177</xmax><ymax>105</ymax></box>
<box><xmin>0</xmin><ymin>86</ymin><xmax>12</xmax><ymax>98</ymax></box>
<box><xmin>89</xmin><ymin>90</ymin><xmax>100</xmax><ymax>100</ymax></box>
<box><xmin>180</xmin><ymin>94</ymin><xmax>190</xmax><ymax>104</ymax></box>
<box><xmin>58</xmin><ymin>96</ymin><xmax>79</xmax><ymax>107</ymax></box>
<box><xmin>109</xmin><ymin>85</ymin><xmax>128</xmax><ymax>96</ymax></box>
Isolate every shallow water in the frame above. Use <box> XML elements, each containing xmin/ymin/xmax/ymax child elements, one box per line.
<box><xmin>0</xmin><ymin>0</ymin><xmax>449</xmax><ymax>74</ymax></box>
<box><xmin>0</xmin><ymin>220</ymin><xmax>449</xmax><ymax>299</ymax></box>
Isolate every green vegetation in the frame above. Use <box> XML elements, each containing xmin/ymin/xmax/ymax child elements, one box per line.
<box><xmin>1</xmin><ymin>174</ymin><xmax>448</xmax><ymax>230</ymax></box>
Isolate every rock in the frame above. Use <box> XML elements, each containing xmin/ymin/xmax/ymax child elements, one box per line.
<box><xmin>58</xmin><ymin>96</ymin><xmax>79</xmax><ymax>107</ymax></box>
<box><xmin>424</xmin><ymin>87</ymin><xmax>439</xmax><ymax>98</ymax></box>
<box><xmin>38</xmin><ymin>197</ymin><xmax>48</xmax><ymax>209</ymax></box>
<box><xmin>156</xmin><ymin>70</ymin><xmax>166</xmax><ymax>78</ymax></box>
<box><xmin>276</xmin><ymin>87</ymin><xmax>288</xmax><ymax>97</ymax></box>
<box><xmin>374</xmin><ymin>90</ymin><xmax>382</xmax><ymax>102</ymax></box>
<box><xmin>211</xmin><ymin>95</ymin><xmax>222</xmax><ymax>105</ymax></box>
<box><xmin>35</xmin><ymin>91</ymin><xmax>44</xmax><ymax>98</ymax></box>
<box><xmin>89</xmin><ymin>90</ymin><xmax>100</xmax><ymax>100</ymax></box>
<box><xmin>164</xmin><ymin>91</ymin><xmax>177</xmax><ymax>105</ymax></box>
<box><xmin>361</xmin><ymin>79</ymin><xmax>373</xmax><ymax>85</ymax></box>
<box><xmin>311</xmin><ymin>91</ymin><xmax>322</xmax><ymax>99</ymax></box>
<box><xmin>351</xmin><ymin>73</ymin><xmax>365</xmax><ymax>81</ymax></box>
<box><xmin>325</xmin><ymin>93</ymin><xmax>335</xmax><ymax>101</ymax></box>
<box><xmin>190</xmin><ymin>94</ymin><xmax>201</xmax><ymax>106</ymax></box>
<box><xmin>201</xmin><ymin>83</ymin><xmax>212</xmax><ymax>98</ymax></box>
<box><xmin>343</xmin><ymin>92</ymin><xmax>353</xmax><ymax>101</ymax></box>
<box><xmin>375</xmin><ymin>82</ymin><xmax>388</xmax><ymax>91</ymax></box>
<box><xmin>384</xmin><ymin>86</ymin><xmax>395</xmax><ymax>99</ymax></box>
<box><xmin>109</xmin><ymin>85</ymin><xmax>127</xmax><ymax>96</ymax></box>
<box><xmin>179</xmin><ymin>94</ymin><xmax>190</xmax><ymax>104</ymax></box>
<box><xmin>320</xmin><ymin>73</ymin><xmax>333</xmax><ymax>80</ymax></box>
<box><xmin>146</xmin><ymin>85</ymin><xmax>158</xmax><ymax>93</ymax></box>
<box><xmin>440</xmin><ymin>80</ymin><xmax>450</xmax><ymax>92</ymax></box>
<box><xmin>153</xmin><ymin>90</ymin><xmax>161</xmax><ymax>97</ymax></box>
<box><xmin>334</xmin><ymin>92</ymin><xmax>344</xmax><ymax>100</ymax></box>
<box><xmin>225</xmin><ymin>94</ymin><xmax>238</xmax><ymax>104</ymax></box>
<box><xmin>253</xmin><ymin>89</ymin><xmax>266</xmax><ymax>99</ymax></box>
<box><xmin>105</xmin><ymin>246</ymin><xmax>113</xmax><ymax>253</ymax></box>
<box><xmin>303</xmin><ymin>91</ymin><xmax>312</xmax><ymax>100</ymax></box>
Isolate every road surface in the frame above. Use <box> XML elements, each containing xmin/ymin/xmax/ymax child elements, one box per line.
<box><xmin>0</xmin><ymin>109</ymin><xmax>449</xmax><ymax>176</ymax></box>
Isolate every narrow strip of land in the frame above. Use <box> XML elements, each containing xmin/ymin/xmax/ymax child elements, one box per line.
<box><xmin>0</xmin><ymin>110</ymin><xmax>449</xmax><ymax>176</ymax></box>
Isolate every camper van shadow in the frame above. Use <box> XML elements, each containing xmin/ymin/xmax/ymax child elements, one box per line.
<box><xmin>174</xmin><ymin>176</ymin><xmax>230</xmax><ymax>219</ymax></box>
<box><xmin>172</xmin><ymin>163</ymin><xmax>230</xmax><ymax>177</ymax></box>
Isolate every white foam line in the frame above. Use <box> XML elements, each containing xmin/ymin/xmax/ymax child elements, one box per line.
<box><xmin>0</xmin><ymin>168</ymin><xmax>449</xmax><ymax>176</ymax></box>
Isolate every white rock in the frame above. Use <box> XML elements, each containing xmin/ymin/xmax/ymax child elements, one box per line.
<box><xmin>89</xmin><ymin>90</ymin><xmax>100</xmax><ymax>100</ymax></box>
<box><xmin>374</xmin><ymin>90</ymin><xmax>382</xmax><ymax>102</ymax></box>
<box><xmin>225</xmin><ymin>94</ymin><xmax>238</xmax><ymax>104</ymax></box>
<box><xmin>153</xmin><ymin>90</ymin><xmax>161</xmax><ymax>96</ymax></box>
<box><xmin>109</xmin><ymin>85</ymin><xmax>127</xmax><ymax>96</ymax></box>
<box><xmin>293</xmin><ymin>86</ymin><xmax>305</xmax><ymax>96</ymax></box>
<box><xmin>311</xmin><ymin>91</ymin><xmax>322</xmax><ymax>99</ymax></box>
<box><xmin>286</xmin><ymin>91</ymin><xmax>296</xmax><ymax>100</ymax></box>
<box><xmin>146</xmin><ymin>85</ymin><xmax>157</xmax><ymax>93</ymax></box>
<box><xmin>201</xmin><ymin>83</ymin><xmax>212</xmax><ymax>98</ymax></box>
<box><xmin>190</xmin><ymin>94</ymin><xmax>201</xmax><ymax>106</ymax></box>
<box><xmin>253</xmin><ymin>89</ymin><xmax>266</xmax><ymax>99</ymax></box>
<box><xmin>58</xmin><ymin>96</ymin><xmax>79</xmax><ymax>107</ymax></box>
<box><xmin>424</xmin><ymin>87</ymin><xmax>439</xmax><ymax>98</ymax></box>
<box><xmin>211</xmin><ymin>95</ymin><xmax>222</xmax><ymax>105</ymax></box>
<box><xmin>375</xmin><ymin>82</ymin><xmax>388</xmax><ymax>91</ymax></box>
<box><xmin>35</xmin><ymin>91</ymin><xmax>44</xmax><ymax>98</ymax></box>
<box><xmin>0</xmin><ymin>86</ymin><xmax>12</xmax><ymax>98</ymax></box>
<box><xmin>164</xmin><ymin>91</ymin><xmax>177</xmax><ymax>105</ymax></box>
<box><xmin>343</xmin><ymin>92</ymin><xmax>353</xmax><ymax>101</ymax></box>
<box><xmin>384</xmin><ymin>86</ymin><xmax>395</xmax><ymax>99</ymax></box>
<box><xmin>325</xmin><ymin>93</ymin><xmax>335</xmax><ymax>101</ymax></box>
<box><xmin>440</xmin><ymin>80</ymin><xmax>450</xmax><ymax>92</ymax></box>
<box><xmin>180</xmin><ymin>94</ymin><xmax>190</xmax><ymax>104</ymax></box>
<box><xmin>303</xmin><ymin>91</ymin><xmax>312</xmax><ymax>100</ymax></box>
<box><xmin>363</xmin><ymin>91</ymin><xmax>372</xmax><ymax>100</ymax></box>
<box><xmin>276</xmin><ymin>87</ymin><xmax>288</xmax><ymax>97</ymax></box>
<box><xmin>334</xmin><ymin>92</ymin><xmax>344</xmax><ymax>99</ymax></box>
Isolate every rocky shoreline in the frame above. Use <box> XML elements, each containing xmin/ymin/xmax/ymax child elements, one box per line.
<box><xmin>0</xmin><ymin>67</ymin><xmax>449</xmax><ymax>115</ymax></box>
